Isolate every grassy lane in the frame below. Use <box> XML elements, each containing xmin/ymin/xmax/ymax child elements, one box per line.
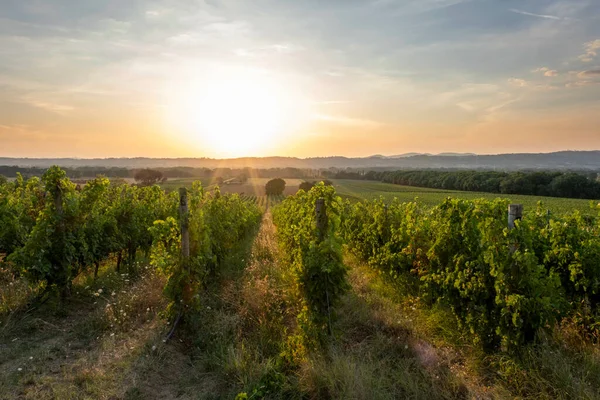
<box><xmin>213</xmin><ymin>211</ymin><xmax>479</xmax><ymax>399</ymax></box>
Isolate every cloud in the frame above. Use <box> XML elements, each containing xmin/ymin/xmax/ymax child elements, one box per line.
<box><xmin>203</xmin><ymin>21</ymin><xmax>251</xmax><ymax>36</ymax></box>
<box><xmin>533</xmin><ymin>67</ymin><xmax>558</xmax><ymax>77</ymax></box>
<box><xmin>508</xmin><ymin>78</ymin><xmax>528</xmax><ymax>87</ymax></box>
<box><xmin>566</xmin><ymin>80</ymin><xmax>600</xmax><ymax>88</ymax></box>
<box><xmin>233</xmin><ymin>43</ymin><xmax>302</xmax><ymax>57</ymax></box>
<box><xmin>17</xmin><ymin>96</ymin><xmax>75</xmax><ymax>114</ymax></box>
<box><xmin>577</xmin><ymin>69</ymin><xmax>600</xmax><ymax>78</ymax></box>
<box><xmin>312</xmin><ymin>113</ymin><xmax>385</xmax><ymax>128</ymax></box>
<box><xmin>372</xmin><ymin>0</ymin><xmax>470</xmax><ymax>14</ymax></box>
<box><xmin>313</xmin><ymin>100</ymin><xmax>352</xmax><ymax>105</ymax></box>
<box><xmin>509</xmin><ymin>8</ymin><xmax>560</xmax><ymax>20</ymax></box>
<box><xmin>456</xmin><ymin>102</ymin><xmax>475</xmax><ymax>112</ymax></box>
<box><xmin>579</xmin><ymin>39</ymin><xmax>600</xmax><ymax>62</ymax></box>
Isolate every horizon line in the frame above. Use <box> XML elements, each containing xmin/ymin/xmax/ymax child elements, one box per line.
<box><xmin>1</xmin><ymin>149</ymin><xmax>599</xmax><ymax>161</ymax></box>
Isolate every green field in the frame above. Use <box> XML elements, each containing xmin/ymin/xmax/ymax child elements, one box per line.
<box><xmin>162</xmin><ymin>178</ymin><xmax>598</xmax><ymax>215</ymax></box>
<box><xmin>160</xmin><ymin>177</ymin><xmax>303</xmax><ymax>196</ymax></box>
<box><xmin>333</xmin><ymin>179</ymin><xmax>599</xmax><ymax>215</ymax></box>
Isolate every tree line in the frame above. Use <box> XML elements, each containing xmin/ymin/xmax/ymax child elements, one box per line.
<box><xmin>325</xmin><ymin>169</ymin><xmax>600</xmax><ymax>200</ymax></box>
<box><xmin>0</xmin><ymin>166</ymin><xmax>317</xmax><ymax>180</ymax></box>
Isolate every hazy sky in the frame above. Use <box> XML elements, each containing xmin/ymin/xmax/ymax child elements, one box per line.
<box><xmin>1</xmin><ymin>0</ymin><xmax>600</xmax><ymax>158</ymax></box>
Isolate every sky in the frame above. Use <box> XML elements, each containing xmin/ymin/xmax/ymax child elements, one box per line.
<box><xmin>1</xmin><ymin>0</ymin><xmax>600</xmax><ymax>158</ymax></box>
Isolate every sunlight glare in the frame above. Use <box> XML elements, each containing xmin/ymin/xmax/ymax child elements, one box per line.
<box><xmin>167</xmin><ymin>69</ymin><xmax>302</xmax><ymax>157</ymax></box>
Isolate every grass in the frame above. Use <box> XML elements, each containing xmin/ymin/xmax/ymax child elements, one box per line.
<box><xmin>333</xmin><ymin>179</ymin><xmax>598</xmax><ymax>215</ymax></box>
<box><xmin>0</xmin><ymin>260</ymin><xmax>169</xmax><ymax>400</ymax></box>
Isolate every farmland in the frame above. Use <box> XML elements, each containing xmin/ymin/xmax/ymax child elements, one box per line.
<box><xmin>1</xmin><ymin>173</ymin><xmax>599</xmax><ymax>399</ymax></box>
<box><xmin>160</xmin><ymin>177</ymin><xmax>304</xmax><ymax>196</ymax></box>
<box><xmin>333</xmin><ymin>179</ymin><xmax>598</xmax><ymax>215</ymax></box>
<box><xmin>163</xmin><ymin>177</ymin><xmax>598</xmax><ymax>215</ymax></box>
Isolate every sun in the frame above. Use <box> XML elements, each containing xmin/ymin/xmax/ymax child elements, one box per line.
<box><xmin>166</xmin><ymin>69</ymin><xmax>295</xmax><ymax>157</ymax></box>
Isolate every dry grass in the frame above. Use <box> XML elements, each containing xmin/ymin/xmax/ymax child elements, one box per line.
<box><xmin>0</xmin><ymin>263</ymin><xmax>170</xmax><ymax>400</ymax></box>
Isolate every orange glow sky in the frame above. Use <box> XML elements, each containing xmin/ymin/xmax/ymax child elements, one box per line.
<box><xmin>1</xmin><ymin>1</ymin><xmax>600</xmax><ymax>158</ymax></box>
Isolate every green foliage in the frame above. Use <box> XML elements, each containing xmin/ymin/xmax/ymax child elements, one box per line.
<box><xmin>149</xmin><ymin>184</ymin><xmax>261</xmax><ymax>316</ymax></box>
<box><xmin>8</xmin><ymin>166</ymin><xmax>82</xmax><ymax>295</ymax></box>
<box><xmin>343</xmin><ymin>197</ymin><xmax>599</xmax><ymax>351</ymax></box>
<box><xmin>273</xmin><ymin>183</ymin><xmax>348</xmax><ymax>346</ymax></box>
<box><xmin>0</xmin><ymin>174</ymin><xmax>46</xmax><ymax>256</ymax></box>
<box><xmin>1</xmin><ymin>167</ymin><xmax>175</xmax><ymax>298</ymax></box>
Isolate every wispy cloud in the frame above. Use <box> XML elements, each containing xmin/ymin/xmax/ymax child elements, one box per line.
<box><xmin>509</xmin><ymin>8</ymin><xmax>560</xmax><ymax>20</ymax></box>
<box><xmin>532</xmin><ymin>67</ymin><xmax>558</xmax><ymax>77</ymax></box>
<box><xmin>313</xmin><ymin>100</ymin><xmax>352</xmax><ymax>105</ymax></box>
<box><xmin>312</xmin><ymin>113</ymin><xmax>385</xmax><ymax>128</ymax></box>
<box><xmin>566</xmin><ymin>80</ymin><xmax>600</xmax><ymax>88</ymax></box>
<box><xmin>508</xmin><ymin>78</ymin><xmax>528</xmax><ymax>87</ymax></box>
<box><xmin>579</xmin><ymin>39</ymin><xmax>600</xmax><ymax>62</ymax></box>
<box><xmin>22</xmin><ymin>99</ymin><xmax>75</xmax><ymax>114</ymax></box>
<box><xmin>577</xmin><ymin>69</ymin><xmax>600</xmax><ymax>78</ymax></box>
<box><xmin>234</xmin><ymin>43</ymin><xmax>303</xmax><ymax>57</ymax></box>
<box><xmin>373</xmin><ymin>0</ymin><xmax>471</xmax><ymax>15</ymax></box>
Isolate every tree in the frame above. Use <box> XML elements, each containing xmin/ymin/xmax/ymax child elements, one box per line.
<box><xmin>322</xmin><ymin>179</ymin><xmax>333</xmax><ymax>186</ymax></box>
<box><xmin>299</xmin><ymin>181</ymin><xmax>315</xmax><ymax>192</ymax></box>
<box><xmin>265</xmin><ymin>178</ymin><xmax>286</xmax><ymax>195</ymax></box>
<box><xmin>134</xmin><ymin>169</ymin><xmax>165</xmax><ymax>186</ymax></box>
<box><xmin>0</xmin><ymin>175</ymin><xmax>7</xmax><ymax>186</ymax></box>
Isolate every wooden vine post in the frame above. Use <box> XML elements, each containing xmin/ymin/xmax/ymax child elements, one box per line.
<box><xmin>508</xmin><ymin>204</ymin><xmax>523</xmax><ymax>230</ymax></box>
<box><xmin>179</xmin><ymin>188</ymin><xmax>190</xmax><ymax>260</ymax></box>
<box><xmin>53</xmin><ymin>181</ymin><xmax>70</xmax><ymax>298</ymax></box>
<box><xmin>53</xmin><ymin>183</ymin><xmax>63</xmax><ymax>215</ymax></box>
<box><xmin>166</xmin><ymin>187</ymin><xmax>190</xmax><ymax>341</ymax></box>
<box><xmin>315</xmin><ymin>198</ymin><xmax>333</xmax><ymax>335</ymax></box>
<box><xmin>179</xmin><ymin>187</ymin><xmax>191</xmax><ymax>308</ymax></box>
<box><xmin>316</xmin><ymin>198</ymin><xmax>327</xmax><ymax>241</ymax></box>
<box><xmin>508</xmin><ymin>204</ymin><xmax>523</xmax><ymax>257</ymax></box>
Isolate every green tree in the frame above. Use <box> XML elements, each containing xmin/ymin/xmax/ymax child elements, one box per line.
<box><xmin>265</xmin><ymin>178</ymin><xmax>286</xmax><ymax>195</ymax></box>
<box><xmin>298</xmin><ymin>181</ymin><xmax>315</xmax><ymax>192</ymax></box>
<box><xmin>134</xmin><ymin>169</ymin><xmax>165</xmax><ymax>186</ymax></box>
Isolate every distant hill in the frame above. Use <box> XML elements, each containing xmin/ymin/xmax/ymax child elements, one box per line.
<box><xmin>1</xmin><ymin>151</ymin><xmax>599</xmax><ymax>171</ymax></box>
